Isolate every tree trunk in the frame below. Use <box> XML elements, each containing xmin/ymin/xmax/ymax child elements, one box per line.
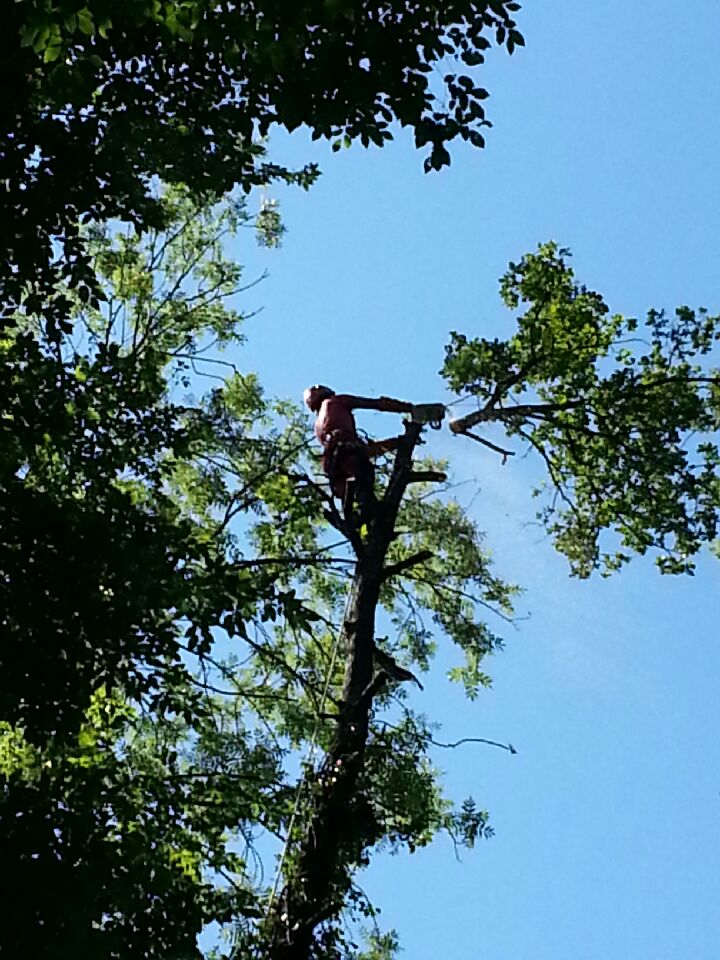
<box><xmin>265</xmin><ymin>422</ymin><xmax>423</xmax><ymax>959</ymax></box>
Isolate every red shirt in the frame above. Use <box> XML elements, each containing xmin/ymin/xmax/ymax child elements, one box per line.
<box><xmin>315</xmin><ymin>395</ymin><xmax>358</xmax><ymax>446</ymax></box>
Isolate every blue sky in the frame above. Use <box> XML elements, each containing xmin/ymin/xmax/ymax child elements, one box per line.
<box><xmin>226</xmin><ymin>2</ymin><xmax>720</xmax><ymax>956</ymax></box>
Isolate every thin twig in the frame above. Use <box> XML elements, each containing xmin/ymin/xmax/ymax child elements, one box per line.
<box><xmin>429</xmin><ymin>735</ymin><xmax>517</xmax><ymax>754</ymax></box>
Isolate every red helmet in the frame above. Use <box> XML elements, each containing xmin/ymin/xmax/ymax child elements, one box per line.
<box><xmin>303</xmin><ymin>384</ymin><xmax>334</xmax><ymax>411</ymax></box>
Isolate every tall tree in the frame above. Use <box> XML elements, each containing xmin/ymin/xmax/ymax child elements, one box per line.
<box><xmin>6</xmin><ymin>196</ymin><xmax>720</xmax><ymax>957</ymax></box>
<box><xmin>2</xmin><ymin>0</ymin><xmax>523</xmax><ymax>332</ymax></box>
<box><xmin>1</xmin><ymin>189</ymin><xmax>517</xmax><ymax>958</ymax></box>
<box><xmin>257</xmin><ymin>243</ymin><xmax>720</xmax><ymax>957</ymax></box>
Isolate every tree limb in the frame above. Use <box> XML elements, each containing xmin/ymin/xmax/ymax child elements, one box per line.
<box><xmin>449</xmin><ymin>399</ymin><xmax>583</xmax><ymax>435</ymax></box>
<box><xmin>455</xmin><ymin>430</ymin><xmax>515</xmax><ymax>460</ymax></box>
<box><xmin>407</xmin><ymin>470</ymin><xmax>448</xmax><ymax>483</ymax></box>
<box><xmin>381</xmin><ymin>550</ymin><xmax>433</xmax><ymax>581</ymax></box>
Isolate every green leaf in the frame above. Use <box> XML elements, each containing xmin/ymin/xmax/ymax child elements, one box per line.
<box><xmin>77</xmin><ymin>8</ymin><xmax>95</xmax><ymax>36</ymax></box>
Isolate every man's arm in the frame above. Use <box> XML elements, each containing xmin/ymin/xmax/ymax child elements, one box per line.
<box><xmin>336</xmin><ymin>394</ymin><xmax>414</xmax><ymax>414</ymax></box>
<box><xmin>338</xmin><ymin>395</ymin><xmax>446</xmax><ymax>427</ymax></box>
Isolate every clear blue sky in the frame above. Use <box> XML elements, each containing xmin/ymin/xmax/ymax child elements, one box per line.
<box><xmin>228</xmin><ymin>2</ymin><xmax>720</xmax><ymax>956</ymax></box>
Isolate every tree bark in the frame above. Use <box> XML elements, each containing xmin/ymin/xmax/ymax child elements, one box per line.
<box><xmin>265</xmin><ymin>422</ymin><xmax>423</xmax><ymax>959</ymax></box>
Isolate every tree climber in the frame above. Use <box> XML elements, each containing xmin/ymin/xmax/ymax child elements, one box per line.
<box><xmin>303</xmin><ymin>385</ymin><xmax>444</xmax><ymax>516</ymax></box>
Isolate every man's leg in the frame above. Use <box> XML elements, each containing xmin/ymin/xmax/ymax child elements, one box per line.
<box><xmin>341</xmin><ymin>446</ymin><xmax>376</xmax><ymax>525</ymax></box>
<box><xmin>324</xmin><ymin>443</ymin><xmax>377</xmax><ymax>526</ymax></box>
<box><xmin>322</xmin><ymin>449</ymin><xmax>347</xmax><ymax>501</ymax></box>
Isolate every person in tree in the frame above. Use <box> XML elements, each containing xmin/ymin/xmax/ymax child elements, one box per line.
<box><xmin>303</xmin><ymin>385</ymin><xmax>444</xmax><ymax>513</ymax></box>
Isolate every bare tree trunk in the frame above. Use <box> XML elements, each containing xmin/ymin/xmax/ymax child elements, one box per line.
<box><xmin>265</xmin><ymin>422</ymin><xmax>424</xmax><ymax>959</ymax></box>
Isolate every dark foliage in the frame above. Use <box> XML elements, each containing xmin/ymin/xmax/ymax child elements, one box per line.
<box><xmin>2</xmin><ymin>0</ymin><xmax>522</xmax><ymax>333</ymax></box>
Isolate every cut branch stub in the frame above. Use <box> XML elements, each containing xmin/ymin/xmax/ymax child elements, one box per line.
<box><xmin>408</xmin><ymin>469</ymin><xmax>448</xmax><ymax>483</ymax></box>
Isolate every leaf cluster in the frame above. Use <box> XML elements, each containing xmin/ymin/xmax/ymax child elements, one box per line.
<box><xmin>3</xmin><ymin>0</ymin><xmax>523</xmax><ymax>333</ymax></box>
<box><xmin>443</xmin><ymin>242</ymin><xmax>720</xmax><ymax>576</ymax></box>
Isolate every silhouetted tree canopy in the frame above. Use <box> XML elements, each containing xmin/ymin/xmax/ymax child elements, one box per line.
<box><xmin>2</xmin><ymin>0</ymin><xmax>523</xmax><ymax>332</ymax></box>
